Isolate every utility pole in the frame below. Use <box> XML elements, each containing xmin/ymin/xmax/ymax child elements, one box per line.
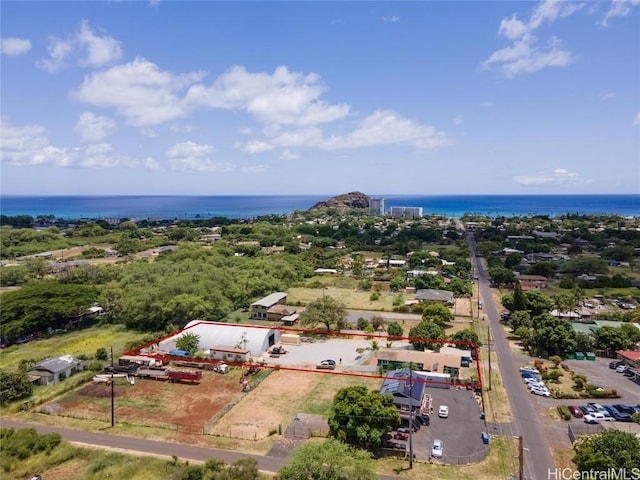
<box><xmin>408</xmin><ymin>368</ymin><xmax>414</xmax><ymax>469</ymax></box>
<box><xmin>518</xmin><ymin>435</ymin><xmax>524</xmax><ymax>480</ymax></box>
<box><xmin>487</xmin><ymin>323</ymin><xmax>492</xmax><ymax>391</ymax></box>
<box><xmin>110</xmin><ymin>345</ymin><xmax>115</xmax><ymax>427</ymax></box>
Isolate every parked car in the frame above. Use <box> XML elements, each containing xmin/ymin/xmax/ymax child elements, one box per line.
<box><xmin>568</xmin><ymin>406</ymin><xmax>583</xmax><ymax>418</ymax></box>
<box><xmin>579</xmin><ymin>405</ymin><xmax>595</xmax><ymax>416</ymax></box>
<box><xmin>383</xmin><ymin>440</ymin><xmax>405</xmax><ymax>450</ymax></box>
<box><xmin>614</xmin><ymin>404</ymin><xmax>637</xmax><ymax>415</ymax></box>
<box><xmin>527</xmin><ymin>381</ymin><xmax>546</xmax><ymax>390</ymax></box>
<box><xmin>530</xmin><ymin>387</ymin><xmax>551</xmax><ymax>397</ymax></box>
<box><xmin>431</xmin><ymin>439</ymin><xmax>443</xmax><ymax>458</ymax></box>
<box><xmin>609</xmin><ymin>360</ymin><xmax>623</xmax><ymax>369</ymax></box>
<box><xmin>438</xmin><ymin>405</ymin><xmax>449</xmax><ymax>418</ymax></box>
<box><xmin>616</xmin><ymin>365</ymin><xmax>628</xmax><ymax>374</ymax></box>
<box><xmin>520</xmin><ymin>366</ymin><xmax>540</xmax><ymax>374</ymax></box>
<box><xmin>316</xmin><ymin>359</ymin><xmax>336</xmax><ymax>370</ymax></box>
<box><xmin>603</xmin><ymin>405</ymin><xmax>632</xmax><ymax>422</ymax></box>
<box><xmin>393</xmin><ymin>431</ymin><xmax>409</xmax><ymax>440</ymax></box>
<box><xmin>587</xmin><ymin>403</ymin><xmax>608</xmax><ymax>414</ymax></box>
<box><xmin>623</xmin><ymin>369</ymin><xmax>635</xmax><ymax>377</ymax></box>
<box><xmin>584</xmin><ymin>412</ymin><xmax>615</xmax><ymax>424</ymax></box>
<box><xmin>521</xmin><ymin>372</ymin><xmax>539</xmax><ymax>380</ymax></box>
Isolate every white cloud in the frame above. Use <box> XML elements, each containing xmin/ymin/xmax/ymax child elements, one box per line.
<box><xmin>169</xmin><ymin>158</ymin><xmax>233</xmax><ymax>173</ymax></box>
<box><xmin>242</xmin><ymin>165</ymin><xmax>266</xmax><ymax>174</ymax></box>
<box><xmin>600</xmin><ymin>0</ymin><xmax>640</xmax><ymax>26</ymax></box>
<box><xmin>74</xmin><ymin>57</ymin><xmax>205</xmax><ymax>126</ymax></box>
<box><xmin>281</xmin><ymin>149</ymin><xmax>301</xmax><ymax>160</ymax></box>
<box><xmin>37</xmin><ymin>20</ymin><xmax>121</xmax><ymax>73</ymax></box>
<box><xmin>166</xmin><ymin>140</ymin><xmax>231</xmax><ymax>173</ymax></box>
<box><xmin>0</xmin><ymin>118</ymin><xmax>132</xmax><ymax>168</ymax></box>
<box><xmin>323</xmin><ymin>110</ymin><xmax>449</xmax><ymax>150</ymax></box>
<box><xmin>37</xmin><ymin>37</ymin><xmax>74</xmax><ymax>73</ymax></box>
<box><xmin>484</xmin><ymin>1</ymin><xmax>582</xmax><ymax>77</ymax></box>
<box><xmin>453</xmin><ymin>115</ymin><xmax>464</xmax><ymax>126</ymax></box>
<box><xmin>238</xmin><ymin>140</ymin><xmax>273</xmax><ymax>155</ymax></box>
<box><xmin>184</xmin><ymin>65</ymin><xmax>350</xmax><ymax>127</ymax></box>
<box><xmin>514</xmin><ymin>168</ymin><xmax>582</xmax><ymax>185</ymax></box>
<box><xmin>74</xmin><ymin>112</ymin><xmax>116</xmax><ymax>142</ymax></box>
<box><xmin>1</xmin><ymin>37</ymin><xmax>32</xmax><ymax>56</ymax></box>
<box><xmin>166</xmin><ymin>141</ymin><xmax>214</xmax><ymax>158</ymax></box>
<box><xmin>76</xmin><ymin>20</ymin><xmax>122</xmax><ymax>68</ymax></box>
<box><xmin>143</xmin><ymin>157</ymin><xmax>160</xmax><ymax>170</ymax></box>
<box><xmin>381</xmin><ymin>15</ymin><xmax>401</xmax><ymax>22</ymax></box>
<box><xmin>265</xmin><ymin>110</ymin><xmax>449</xmax><ymax>151</ymax></box>
<box><xmin>598</xmin><ymin>92</ymin><xmax>616</xmax><ymax>101</ymax></box>
<box><xmin>634</xmin><ymin>112</ymin><xmax>640</xmax><ymax>125</ymax></box>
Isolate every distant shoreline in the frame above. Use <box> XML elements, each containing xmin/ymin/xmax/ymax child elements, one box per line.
<box><xmin>1</xmin><ymin>194</ymin><xmax>639</xmax><ymax>220</ymax></box>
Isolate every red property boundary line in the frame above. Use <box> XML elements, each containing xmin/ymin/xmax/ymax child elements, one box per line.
<box><xmin>125</xmin><ymin>321</ymin><xmax>482</xmax><ymax>389</ymax></box>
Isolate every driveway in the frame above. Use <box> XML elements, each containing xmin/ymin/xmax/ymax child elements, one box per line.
<box><xmin>563</xmin><ymin>357</ymin><xmax>640</xmax><ymax>401</ymax></box>
<box><xmin>391</xmin><ymin>386</ymin><xmax>487</xmax><ymax>464</ymax></box>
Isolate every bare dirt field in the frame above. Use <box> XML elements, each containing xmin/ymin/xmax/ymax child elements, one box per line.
<box><xmin>50</xmin><ymin>369</ymin><xmax>241</xmax><ymax>432</ymax></box>
<box><xmin>211</xmin><ymin>370</ymin><xmax>381</xmax><ymax>441</ymax></box>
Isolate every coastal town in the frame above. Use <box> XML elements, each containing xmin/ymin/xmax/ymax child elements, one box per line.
<box><xmin>1</xmin><ymin>192</ymin><xmax>639</xmax><ymax>479</ymax></box>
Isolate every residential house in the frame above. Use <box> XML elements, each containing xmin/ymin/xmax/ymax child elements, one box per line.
<box><xmin>377</xmin><ymin>349</ymin><xmax>463</xmax><ymax>379</ymax></box>
<box><xmin>250</xmin><ymin>292</ymin><xmax>288</xmax><ymax>320</ymax></box>
<box><xmin>414</xmin><ymin>289</ymin><xmax>454</xmax><ymax>305</ymax></box>
<box><xmin>516</xmin><ymin>274</ymin><xmax>548</xmax><ymax>290</ymax></box>
<box><xmin>28</xmin><ymin>355</ymin><xmax>87</xmax><ymax>385</ymax></box>
<box><xmin>266</xmin><ymin>304</ymin><xmax>298</xmax><ymax>322</ymax></box>
<box><xmin>380</xmin><ymin>368</ymin><xmax>428</xmax><ymax>412</ymax></box>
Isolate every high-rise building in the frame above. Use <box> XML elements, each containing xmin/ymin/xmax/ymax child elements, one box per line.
<box><xmin>390</xmin><ymin>206</ymin><xmax>423</xmax><ymax>219</ymax></box>
<box><xmin>369</xmin><ymin>197</ymin><xmax>385</xmax><ymax>216</ymax></box>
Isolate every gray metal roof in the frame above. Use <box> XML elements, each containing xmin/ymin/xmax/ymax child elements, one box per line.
<box><xmin>251</xmin><ymin>292</ymin><xmax>287</xmax><ymax>308</ymax></box>
<box><xmin>415</xmin><ymin>289</ymin><xmax>454</xmax><ymax>303</ymax></box>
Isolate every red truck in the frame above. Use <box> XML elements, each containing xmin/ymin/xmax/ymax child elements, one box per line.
<box><xmin>167</xmin><ymin>369</ymin><xmax>202</xmax><ymax>383</ymax></box>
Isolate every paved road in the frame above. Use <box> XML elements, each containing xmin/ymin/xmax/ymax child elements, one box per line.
<box><xmin>470</xmin><ymin>233</ymin><xmax>556</xmax><ymax>480</ymax></box>
<box><xmin>1</xmin><ymin>419</ymin><xmax>404</xmax><ymax>480</ymax></box>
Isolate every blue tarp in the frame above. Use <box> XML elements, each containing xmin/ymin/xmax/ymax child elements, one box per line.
<box><xmin>169</xmin><ymin>349</ymin><xmax>190</xmax><ymax>357</ymax></box>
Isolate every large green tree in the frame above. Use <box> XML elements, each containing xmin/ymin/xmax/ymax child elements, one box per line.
<box><xmin>421</xmin><ymin>303</ymin><xmax>454</xmax><ymax>325</ymax></box>
<box><xmin>278</xmin><ymin>438</ymin><xmax>377</xmax><ymax>480</ymax></box>
<box><xmin>328</xmin><ymin>386</ymin><xmax>400</xmax><ymax>448</ymax></box>
<box><xmin>0</xmin><ymin>371</ymin><xmax>34</xmax><ymax>406</ymax></box>
<box><xmin>574</xmin><ymin>429</ymin><xmax>640</xmax><ymax>472</ymax></box>
<box><xmin>299</xmin><ymin>296</ymin><xmax>347</xmax><ymax>332</ymax></box>
<box><xmin>529</xmin><ymin>314</ymin><xmax>577</xmax><ymax>357</ymax></box>
<box><xmin>175</xmin><ymin>332</ymin><xmax>201</xmax><ymax>356</ymax></box>
<box><xmin>408</xmin><ymin>320</ymin><xmax>447</xmax><ymax>351</ymax></box>
<box><xmin>0</xmin><ymin>281</ymin><xmax>99</xmax><ymax>340</ymax></box>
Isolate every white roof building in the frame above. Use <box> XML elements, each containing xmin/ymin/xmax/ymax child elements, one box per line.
<box><xmin>160</xmin><ymin>321</ymin><xmax>281</xmax><ymax>356</ymax></box>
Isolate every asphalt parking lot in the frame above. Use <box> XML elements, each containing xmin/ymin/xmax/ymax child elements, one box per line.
<box><xmin>563</xmin><ymin>357</ymin><xmax>640</xmax><ymax>401</ymax></box>
<box><xmin>397</xmin><ymin>385</ymin><xmax>487</xmax><ymax>463</ymax></box>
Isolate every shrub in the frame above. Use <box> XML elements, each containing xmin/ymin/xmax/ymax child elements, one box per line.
<box><xmin>357</xmin><ymin>317</ymin><xmax>369</xmax><ymax>330</ymax></box>
<box><xmin>369</xmin><ymin>292</ymin><xmax>380</xmax><ymax>301</ymax></box>
<box><xmin>557</xmin><ymin>405</ymin><xmax>572</xmax><ymax>421</ymax></box>
<box><xmin>542</xmin><ymin>370</ymin><xmax>563</xmax><ymax>383</ymax></box>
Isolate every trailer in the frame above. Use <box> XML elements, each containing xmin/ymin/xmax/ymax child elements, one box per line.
<box><xmin>137</xmin><ymin>367</ymin><xmax>169</xmax><ymax>380</ymax></box>
<box><xmin>167</xmin><ymin>369</ymin><xmax>202</xmax><ymax>384</ymax></box>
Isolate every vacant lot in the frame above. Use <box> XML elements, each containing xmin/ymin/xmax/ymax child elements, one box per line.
<box><xmin>50</xmin><ymin>369</ymin><xmax>241</xmax><ymax>433</ymax></box>
<box><xmin>211</xmin><ymin>370</ymin><xmax>381</xmax><ymax>440</ymax></box>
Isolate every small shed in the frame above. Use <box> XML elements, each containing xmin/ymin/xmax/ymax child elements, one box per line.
<box><xmin>280</xmin><ymin>333</ymin><xmax>301</xmax><ymax>345</ymax></box>
<box><xmin>209</xmin><ymin>345</ymin><xmax>251</xmax><ymax>363</ymax></box>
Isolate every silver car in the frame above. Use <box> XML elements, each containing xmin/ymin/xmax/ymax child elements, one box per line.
<box><xmin>431</xmin><ymin>438</ymin><xmax>443</xmax><ymax>458</ymax></box>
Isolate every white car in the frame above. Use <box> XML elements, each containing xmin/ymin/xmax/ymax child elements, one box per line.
<box><xmin>431</xmin><ymin>438</ymin><xmax>443</xmax><ymax>458</ymax></box>
<box><xmin>520</xmin><ymin>366</ymin><xmax>540</xmax><ymax>374</ymax></box>
<box><xmin>584</xmin><ymin>412</ymin><xmax>615</xmax><ymax>424</ymax></box>
<box><xmin>438</xmin><ymin>405</ymin><xmax>449</xmax><ymax>418</ymax></box>
<box><xmin>524</xmin><ymin>378</ymin><xmax>545</xmax><ymax>387</ymax></box>
<box><xmin>530</xmin><ymin>387</ymin><xmax>551</xmax><ymax>397</ymax></box>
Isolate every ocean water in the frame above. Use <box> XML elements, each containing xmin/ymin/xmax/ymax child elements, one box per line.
<box><xmin>0</xmin><ymin>194</ymin><xmax>638</xmax><ymax>220</ymax></box>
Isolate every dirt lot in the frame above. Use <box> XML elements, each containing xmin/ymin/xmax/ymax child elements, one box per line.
<box><xmin>50</xmin><ymin>369</ymin><xmax>240</xmax><ymax>431</ymax></box>
<box><xmin>211</xmin><ymin>370</ymin><xmax>318</xmax><ymax>440</ymax></box>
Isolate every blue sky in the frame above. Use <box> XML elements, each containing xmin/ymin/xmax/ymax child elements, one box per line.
<box><xmin>1</xmin><ymin>1</ymin><xmax>638</xmax><ymax>196</ymax></box>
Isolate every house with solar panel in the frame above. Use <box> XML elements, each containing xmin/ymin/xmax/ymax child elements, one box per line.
<box><xmin>380</xmin><ymin>368</ymin><xmax>432</xmax><ymax>422</ymax></box>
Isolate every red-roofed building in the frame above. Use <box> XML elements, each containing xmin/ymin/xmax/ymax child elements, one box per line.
<box><xmin>615</xmin><ymin>350</ymin><xmax>640</xmax><ymax>367</ymax></box>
